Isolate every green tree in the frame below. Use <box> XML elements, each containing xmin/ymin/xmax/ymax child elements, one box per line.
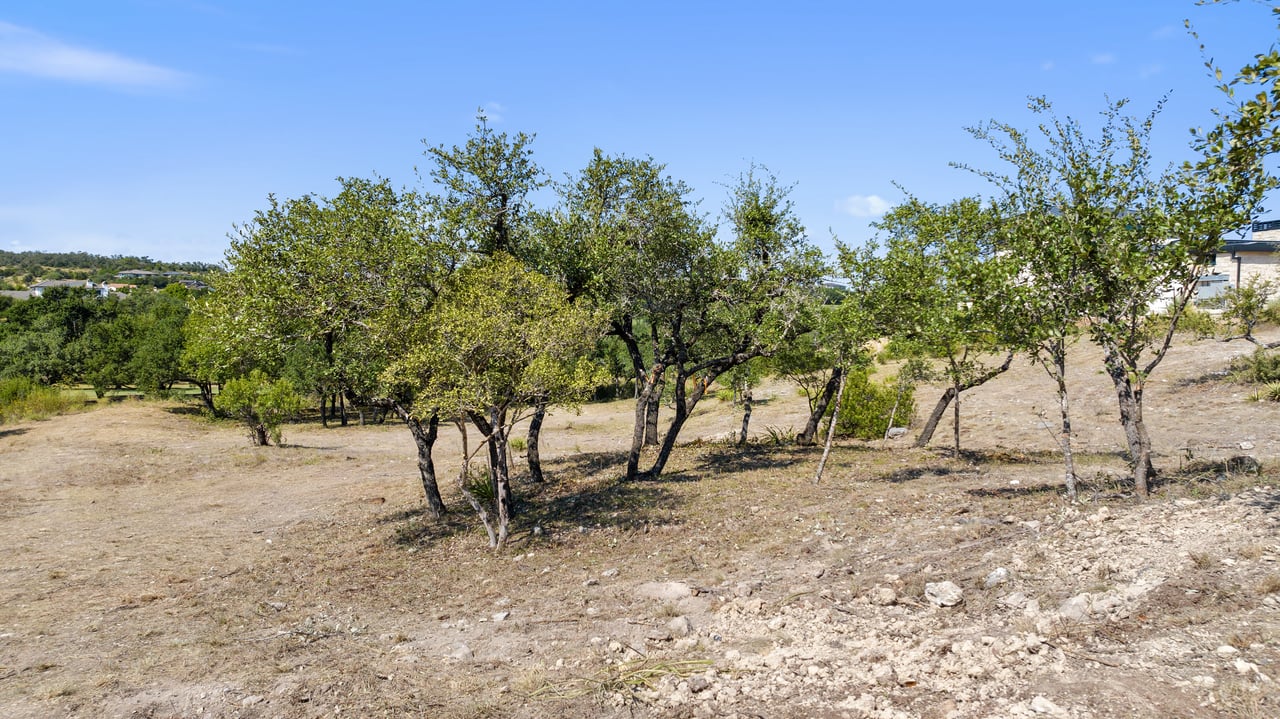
<box><xmin>214</xmin><ymin>369</ymin><xmax>305</xmax><ymax>446</ymax></box>
<box><xmin>384</xmin><ymin>253</ymin><xmax>604</xmax><ymax>546</ymax></box>
<box><xmin>968</xmin><ymin>95</ymin><xmax>1273</xmax><ymax>498</ymax></box>
<box><xmin>850</xmin><ymin>196</ymin><xmax>1016</xmax><ymax>453</ymax></box>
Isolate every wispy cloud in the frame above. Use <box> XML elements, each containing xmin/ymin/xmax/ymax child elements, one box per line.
<box><xmin>1139</xmin><ymin>63</ymin><xmax>1163</xmax><ymax>79</ymax></box>
<box><xmin>1091</xmin><ymin>52</ymin><xmax>1116</xmax><ymax>65</ymax></box>
<box><xmin>1041</xmin><ymin>60</ymin><xmax>1055</xmax><ymax>72</ymax></box>
<box><xmin>0</xmin><ymin>21</ymin><xmax>186</xmax><ymax>89</ymax></box>
<box><xmin>837</xmin><ymin>194</ymin><xmax>891</xmax><ymax>218</ymax></box>
<box><xmin>1151</xmin><ymin>24</ymin><xmax>1178</xmax><ymax>39</ymax></box>
<box><xmin>484</xmin><ymin>101</ymin><xmax>506</xmax><ymax>123</ymax></box>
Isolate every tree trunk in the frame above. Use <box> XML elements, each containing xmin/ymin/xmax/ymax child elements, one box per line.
<box><xmin>319</xmin><ymin>395</ymin><xmax>328</xmax><ymax>428</ymax></box>
<box><xmin>914</xmin><ymin>350</ymin><xmax>1015</xmax><ymax>448</ymax></box>
<box><xmin>643</xmin><ymin>372</ymin><xmax>664</xmax><ymax>446</ymax></box>
<box><xmin>398</xmin><ymin>408</ymin><xmax>446</xmax><ymax>519</ymax></box>
<box><xmin>1050</xmin><ymin>352</ymin><xmax>1078</xmax><ymax>503</ymax></box>
<box><xmin>339</xmin><ymin>391</ymin><xmax>348</xmax><ymax>427</ymax></box>
<box><xmin>797</xmin><ymin>367</ymin><xmax>843</xmax><ymax>446</ymax></box>
<box><xmin>527</xmin><ymin>400</ymin><xmax>547</xmax><ymax>483</ymax></box>
<box><xmin>815</xmin><ymin>368</ymin><xmax>849</xmax><ymax>484</ymax></box>
<box><xmin>195</xmin><ymin>380</ymin><xmax>216</xmax><ymax>412</ymax></box>
<box><xmin>627</xmin><ymin>365</ymin><xmax>664</xmax><ymax>481</ymax></box>
<box><xmin>489</xmin><ymin>406</ymin><xmax>512</xmax><ymax>547</ymax></box>
<box><xmin>470</xmin><ymin>410</ymin><xmax>514</xmax><ymax>519</ymax></box>
<box><xmin>952</xmin><ymin>379</ymin><xmax>962</xmax><ymax>454</ymax></box>
<box><xmin>1102</xmin><ymin>349</ymin><xmax>1155</xmax><ymax>497</ymax></box>
<box><xmin>738</xmin><ymin>388</ymin><xmax>753</xmax><ymax>445</ymax></box>
<box><xmin>251</xmin><ymin>422</ymin><xmax>269</xmax><ymax>447</ymax></box>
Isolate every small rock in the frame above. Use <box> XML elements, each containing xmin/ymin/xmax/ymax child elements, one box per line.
<box><xmin>886</xmin><ymin>426</ymin><xmax>908</xmax><ymax>439</ymax></box>
<box><xmin>1030</xmin><ymin>695</ymin><xmax>1067</xmax><ymax>716</ymax></box>
<box><xmin>1058</xmin><ymin>594</ymin><xmax>1092</xmax><ymax>621</ymax></box>
<box><xmin>636</xmin><ymin>581</ymin><xmax>693</xmax><ymax>601</ymax></box>
<box><xmin>666</xmin><ymin>616</ymin><xmax>693</xmax><ymax>637</ymax></box>
<box><xmin>1000</xmin><ymin>592</ymin><xmax>1028</xmax><ymax>608</ymax></box>
<box><xmin>925</xmin><ymin>581</ymin><xmax>964</xmax><ymax>607</ymax></box>
<box><xmin>868</xmin><ymin>586</ymin><xmax>898</xmax><ymax>606</ymax></box>
<box><xmin>984</xmin><ymin>567</ymin><xmax>1011</xmax><ymax>588</ymax></box>
<box><xmin>872</xmin><ymin>664</ymin><xmax>897</xmax><ymax>686</ymax></box>
<box><xmin>1240</xmin><ymin>441</ymin><xmax>1256</xmax><ymax>451</ymax></box>
<box><xmin>687</xmin><ymin>676</ymin><xmax>710</xmax><ymax>693</ymax></box>
<box><xmin>492</xmin><ymin>611</ymin><xmax>510</xmax><ymax>622</ymax></box>
<box><xmin>1216</xmin><ymin>645</ymin><xmax>1240</xmax><ymax>657</ymax></box>
<box><xmin>733</xmin><ymin>583</ymin><xmax>754</xmax><ymax>597</ymax></box>
<box><xmin>447</xmin><ymin>643</ymin><xmax>473</xmax><ymax>661</ymax></box>
<box><xmin>601</xmin><ymin>568</ymin><xmax>620</xmax><ymax>578</ymax></box>
<box><xmin>240</xmin><ymin>695</ymin><xmax>264</xmax><ymax>707</ymax></box>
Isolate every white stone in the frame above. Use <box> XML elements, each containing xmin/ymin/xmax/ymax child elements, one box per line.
<box><xmin>925</xmin><ymin>581</ymin><xmax>964</xmax><ymax>607</ymax></box>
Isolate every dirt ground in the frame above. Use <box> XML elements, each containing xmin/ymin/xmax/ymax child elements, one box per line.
<box><xmin>3</xmin><ymin>333</ymin><xmax>1280</xmax><ymax>718</ymax></box>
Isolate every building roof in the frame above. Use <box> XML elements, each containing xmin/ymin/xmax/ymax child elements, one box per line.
<box><xmin>1222</xmin><ymin>239</ymin><xmax>1280</xmax><ymax>254</ymax></box>
<box><xmin>31</xmin><ymin>279</ymin><xmax>92</xmax><ymax>288</ymax></box>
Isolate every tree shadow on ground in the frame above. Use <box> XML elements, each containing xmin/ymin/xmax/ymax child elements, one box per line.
<box><xmin>689</xmin><ymin>444</ymin><xmax>809</xmax><ymax>475</ymax></box>
<box><xmin>381</xmin><ymin>459</ymin><xmax>681</xmax><ymax>546</ymax></box>
<box><xmin>875</xmin><ymin>465</ymin><xmax>981</xmax><ymax>484</ymax></box>
<box><xmin>965</xmin><ymin>482</ymin><xmax>1063</xmax><ymax>498</ymax></box>
<box><xmin>0</xmin><ymin>427</ymin><xmax>29</xmax><ymax>439</ymax></box>
<box><xmin>164</xmin><ymin>405</ymin><xmax>207</xmax><ymax>417</ymax></box>
<box><xmin>541</xmin><ymin>450</ymin><xmax>628</xmax><ymax>478</ymax></box>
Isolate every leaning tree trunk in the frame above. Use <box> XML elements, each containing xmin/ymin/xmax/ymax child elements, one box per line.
<box><xmin>396</xmin><ymin>408</ymin><xmax>446</xmax><ymax>519</ymax></box>
<box><xmin>527</xmin><ymin>399</ymin><xmax>547</xmax><ymax>483</ymax></box>
<box><xmin>914</xmin><ymin>351</ymin><xmax>1015</xmax><ymax>448</ymax></box>
<box><xmin>814</xmin><ymin>367</ymin><xmax>849</xmax><ymax>484</ymax></box>
<box><xmin>647</xmin><ymin>375</ymin><xmax>699</xmax><ymax>480</ymax></box>
<box><xmin>798</xmin><ymin>367</ymin><xmax>844</xmax><ymax>446</ymax></box>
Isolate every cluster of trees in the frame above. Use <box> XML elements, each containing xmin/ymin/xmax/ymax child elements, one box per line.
<box><xmin>183</xmin><ymin>118</ymin><xmax>827</xmax><ymax>546</ymax></box>
<box><xmin>0</xmin><ymin>285</ymin><xmax>194</xmax><ymax>397</ymax></box>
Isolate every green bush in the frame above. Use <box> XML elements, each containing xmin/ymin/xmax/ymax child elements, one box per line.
<box><xmin>829</xmin><ymin>369</ymin><xmax>915</xmax><ymax>440</ymax></box>
<box><xmin>1230</xmin><ymin>349</ymin><xmax>1280</xmax><ymax>385</ymax></box>
<box><xmin>214</xmin><ymin>369</ymin><xmax>304</xmax><ymax>446</ymax></box>
<box><xmin>0</xmin><ymin>377</ymin><xmax>79</xmax><ymax>423</ymax></box>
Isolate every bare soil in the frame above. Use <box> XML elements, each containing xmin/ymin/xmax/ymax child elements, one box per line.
<box><xmin>3</xmin><ymin>334</ymin><xmax>1280</xmax><ymax>718</ymax></box>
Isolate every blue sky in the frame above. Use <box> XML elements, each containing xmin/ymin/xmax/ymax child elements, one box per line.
<box><xmin>0</xmin><ymin>1</ymin><xmax>1275</xmax><ymax>264</ymax></box>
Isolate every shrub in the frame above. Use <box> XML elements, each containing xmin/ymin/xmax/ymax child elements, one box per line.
<box><xmin>830</xmin><ymin>369</ymin><xmax>915</xmax><ymax>440</ymax></box>
<box><xmin>1230</xmin><ymin>349</ymin><xmax>1280</xmax><ymax>385</ymax></box>
<box><xmin>0</xmin><ymin>377</ymin><xmax>79</xmax><ymax>423</ymax></box>
<box><xmin>214</xmin><ymin>369</ymin><xmax>304</xmax><ymax>446</ymax></box>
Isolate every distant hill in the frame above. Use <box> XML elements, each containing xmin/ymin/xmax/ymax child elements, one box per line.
<box><xmin>0</xmin><ymin>251</ymin><xmax>222</xmax><ymax>289</ymax></box>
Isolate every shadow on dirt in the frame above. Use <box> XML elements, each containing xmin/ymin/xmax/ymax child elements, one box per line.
<box><xmin>543</xmin><ymin>450</ymin><xmax>628</xmax><ymax>478</ymax></box>
<box><xmin>0</xmin><ymin>427</ymin><xmax>29</xmax><ymax>439</ymax></box>
<box><xmin>690</xmin><ymin>444</ymin><xmax>808</xmax><ymax>475</ymax></box>
<box><xmin>965</xmin><ymin>482</ymin><xmax>1063</xmax><ymax>498</ymax></box>
<box><xmin>164</xmin><ymin>405</ymin><xmax>207</xmax><ymax>417</ymax></box>
<box><xmin>877</xmin><ymin>465</ymin><xmax>980</xmax><ymax>484</ymax></box>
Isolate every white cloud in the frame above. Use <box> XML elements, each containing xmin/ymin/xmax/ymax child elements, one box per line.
<box><xmin>1091</xmin><ymin>52</ymin><xmax>1116</xmax><ymax>65</ymax></box>
<box><xmin>0</xmin><ymin>21</ymin><xmax>186</xmax><ymax>88</ymax></box>
<box><xmin>837</xmin><ymin>194</ymin><xmax>891</xmax><ymax>218</ymax></box>
<box><xmin>1139</xmin><ymin>63</ymin><xmax>1163</xmax><ymax>79</ymax></box>
<box><xmin>1041</xmin><ymin>60</ymin><xmax>1055</xmax><ymax>72</ymax></box>
<box><xmin>483</xmin><ymin>101</ymin><xmax>507</xmax><ymax>123</ymax></box>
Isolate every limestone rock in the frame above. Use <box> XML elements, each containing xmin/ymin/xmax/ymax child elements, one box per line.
<box><xmin>925</xmin><ymin>581</ymin><xmax>964</xmax><ymax>607</ymax></box>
